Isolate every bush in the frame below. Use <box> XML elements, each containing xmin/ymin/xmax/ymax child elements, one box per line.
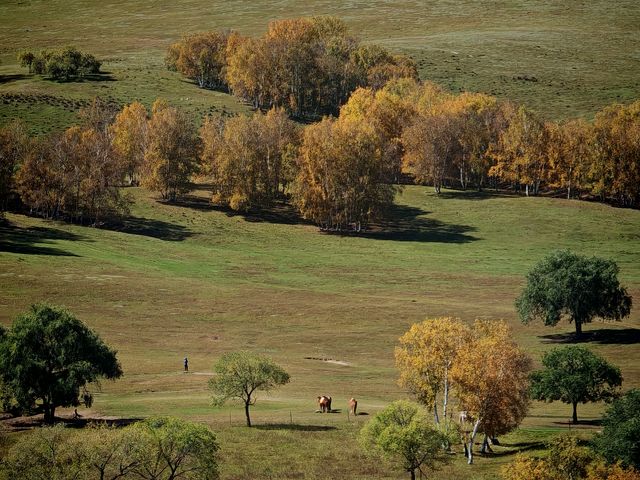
<box><xmin>17</xmin><ymin>46</ymin><xmax>101</xmax><ymax>81</ymax></box>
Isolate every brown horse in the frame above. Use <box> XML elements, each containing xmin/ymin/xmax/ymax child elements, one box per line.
<box><xmin>317</xmin><ymin>395</ymin><xmax>332</xmax><ymax>413</ymax></box>
<box><xmin>348</xmin><ymin>398</ymin><xmax>357</xmax><ymax>416</ymax></box>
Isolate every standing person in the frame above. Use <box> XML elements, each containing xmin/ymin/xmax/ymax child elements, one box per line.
<box><xmin>184</xmin><ymin>356</ymin><xmax>189</xmax><ymax>373</ymax></box>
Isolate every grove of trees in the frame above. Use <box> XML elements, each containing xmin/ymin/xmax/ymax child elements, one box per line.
<box><xmin>18</xmin><ymin>46</ymin><xmax>101</xmax><ymax>81</ymax></box>
<box><xmin>166</xmin><ymin>17</ymin><xmax>419</xmax><ymax>117</ymax></box>
<box><xmin>0</xmin><ymin>417</ymin><xmax>219</xmax><ymax>480</ymax></box>
<box><xmin>396</xmin><ymin>318</ymin><xmax>532</xmax><ymax>464</ymax></box>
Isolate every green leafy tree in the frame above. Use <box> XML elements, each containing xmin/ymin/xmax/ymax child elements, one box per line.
<box><xmin>593</xmin><ymin>388</ymin><xmax>640</xmax><ymax>468</ymax></box>
<box><xmin>0</xmin><ymin>417</ymin><xmax>219</xmax><ymax>480</ymax></box>
<box><xmin>530</xmin><ymin>346</ymin><xmax>622</xmax><ymax>424</ymax></box>
<box><xmin>359</xmin><ymin>400</ymin><xmax>448</xmax><ymax>480</ymax></box>
<box><xmin>0</xmin><ymin>303</ymin><xmax>122</xmax><ymax>423</ymax></box>
<box><xmin>516</xmin><ymin>250</ymin><xmax>632</xmax><ymax>336</ymax></box>
<box><xmin>130</xmin><ymin>417</ymin><xmax>219</xmax><ymax>480</ymax></box>
<box><xmin>209</xmin><ymin>351</ymin><xmax>290</xmax><ymax>427</ymax></box>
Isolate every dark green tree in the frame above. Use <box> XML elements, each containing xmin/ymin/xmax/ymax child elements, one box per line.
<box><xmin>359</xmin><ymin>400</ymin><xmax>449</xmax><ymax>480</ymax></box>
<box><xmin>593</xmin><ymin>388</ymin><xmax>640</xmax><ymax>468</ymax></box>
<box><xmin>516</xmin><ymin>250</ymin><xmax>632</xmax><ymax>336</ymax></box>
<box><xmin>530</xmin><ymin>346</ymin><xmax>622</xmax><ymax>424</ymax></box>
<box><xmin>0</xmin><ymin>303</ymin><xmax>122</xmax><ymax>423</ymax></box>
<box><xmin>208</xmin><ymin>351</ymin><xmax>290</xmax><ymax>427</ymax></box>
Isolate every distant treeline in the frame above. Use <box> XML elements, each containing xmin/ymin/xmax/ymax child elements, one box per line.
<box><xmin>165</xmin><ymin>17</ymin><xmax>419</xmax><ymax>118</ymax></box>
<box><xmin>18</xmin><ymin>46</ymin><xmax>101</xmax><ymax>82</ymax></box>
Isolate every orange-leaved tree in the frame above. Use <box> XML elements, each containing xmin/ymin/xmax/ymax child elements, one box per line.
<box><xmin>452</xmin><ymin>320</ymin><xmax>532</xmax><ymax>464</ymax></box>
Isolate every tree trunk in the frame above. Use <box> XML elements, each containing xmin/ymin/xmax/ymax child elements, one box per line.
<box><xmin>572</xmin><ymin>402</ymin><xmax>578</xmax><ymax>424</ymax></box>
<box><xmin>433</xmin><ymin>404</ymin><xmax>440</xmax><ymax>425</ymax></box>
<box><xmin>245</xmin><ymin>401</ymin><xmax>252</xmax><ymax>427</ymax></box>
<box><xmin>467</xmin><ymin>419</ymin><xmax>481</xmax><ymax>464</ymax></box>
<box><xmin>409</xmin><ymin>467</ymin><xmax>416</xmax><ymax>480</ymax></box>
<box><xmin>575</xmin><ymin>320</ymin><xmax>583</xmax><ymax>337</ymax></box>
<box><xmin>43</xmin><ymin>403</ymin><xmax>55</xmax><ymax>424</ymax></box>
<box><xmin>443</xmin><ymin>366</ymin><xmax>449</xmax><ymax>421</ymax></box>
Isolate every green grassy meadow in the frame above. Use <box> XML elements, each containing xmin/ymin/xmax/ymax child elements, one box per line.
<box><xmin>2</xmin><ymin>0</ymin><xmax>640</xmax><ymax>134</ymax></box>
<box><xmin>1</xmin><ymin>186</ymin><xmax>639</xmax><ymax>478</ymax></box>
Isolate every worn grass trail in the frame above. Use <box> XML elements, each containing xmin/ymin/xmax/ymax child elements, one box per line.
<box><xmin>1</xmin><ymin>185</ymin><xmax>639</xmax><ymax>477</ymax></box>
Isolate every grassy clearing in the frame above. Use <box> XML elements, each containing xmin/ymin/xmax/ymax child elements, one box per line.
<box><xmin>1</xmin><ymin>185</ymin><xmax>639</xmax><ymax>478</ymax></box>
<box><xmin>1</xmin><ymin>0</ymin><xmax>640</xmax><ymax>134</ymax></box>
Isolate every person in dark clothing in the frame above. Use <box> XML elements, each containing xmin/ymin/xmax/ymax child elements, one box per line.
<box><xmin>184</xmin><ymin>356</ymin><xmax>189</xmax><ymax>372</ymax></box>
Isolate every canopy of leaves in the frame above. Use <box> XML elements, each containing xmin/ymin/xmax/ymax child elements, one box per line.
<box><xmin>530</xmin><ymin>345</ymin><xmax>622</xmax><ymax>423</ymax></box>
<box><xmin>452</xmin><ymin>320</ymin><xmax>532</xmax><ymax>439</ymax></box>
<box><xmin>201</xmin><ymin>107</ymin><xmax>298</xmax><ymax>211</ymax></box>
<box><xmin>359</xmin><ymin>400</ymin><xmax>448</xmax><ymax>480</ymax></box>
<box><xmin>0</xmin><ymin>303</ymin><xmax>122</xmax><ymax>422</ymax></box>
<box><xmin>142</xmin><ymin>99</ymin><xmax>200</xmax><ymax>202</ymax></box>
<box><xmin>293</xmin><ymin>114</ymin><xmax>396</xmax><ymax>231</ymax></box>
<box><xmin>0</xmin><ymin>417</ymin><xmax>219</xmax><ymax>480</ymax></box>
<box><xmin>208</xmin><ymin>351</ymin><xmax>290</xmax><ymax>427</ymax></box>
<box><xmin>395</xmin><ymin>317</ymin><xmax>470</xmax><ymax>411</ymax></box>
<box><xmin>516</xmin><ymin>250</ymin><xmax>632</xmax><ymax>336</ymax></box>
<box><xmin>593</xmin><ymin>388</ymin><xmax>640</xmax><ymax>468</ymax></box>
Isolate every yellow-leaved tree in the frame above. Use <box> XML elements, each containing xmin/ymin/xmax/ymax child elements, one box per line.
<box><xmin>110</xmin><ymin>101</ymin><xmax>148</xmax><ymax>186</ymax></box>
<box><xmin>141</xmin><ymin>99</ymin><xmax>200</xmax><ymax>202</ymax></box>
<box><xmin>395</xmin><ymin>317</ymin><xmax>471</xmax><ymax>424</ymax></box>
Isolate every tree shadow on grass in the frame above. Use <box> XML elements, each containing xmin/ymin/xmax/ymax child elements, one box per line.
<box><xmin>362</xmin><ymin>204</ymin><xmax>478</xmax><ymax>243</ymax></box>
<box><xmin>482</xmin><ymin>441</ymin><xmax>546</xmax><ymax>457</ymax></box>
<box><xmin>0</xmin><ymin>221</ymin><xmax>84</xmax><ymax>256</ymax></box>
<box><xmin>104</xmin><ymin>216</ymin><xmax>193</xmax><ymax>241</ymax></box>
<box><xmin>254</xmin><ymin>423</ymin><xmax>337</xmax><ymax>432</ymax></box>
<box><xmin>172</xmin><ymin>194</ymin><xmax>310</xmax><ymax>226</ymax></box>
<box><xmin>553</xmin><ymin>419</ymin><xmax>602</xmax><ymax>427</ymax></box>
<box><xmin>435</xmin><ymin>190</ymin><xmax>516</xmax><ymax>201</ymax></box>
<box><xmin>0</xmin><ymin>74</ymin><xmax>28</xmax><ymax>85</ymax></box>
<box><xmin>171</xmin><ymin>188</ymin><xmax>477</xmax><ymax>242</ymax></box>
<box><xmin>540</xmin><ymin>328</ymin><xmax>640</xmax><ymax>345</ymax></box>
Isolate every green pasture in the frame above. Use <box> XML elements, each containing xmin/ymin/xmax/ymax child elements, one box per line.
<box><xmin>1</xmin><ymin>185</ymin><xmax>639</xmax><ymax>478</ymax></box>
<box><xmin>2</xmin><ymin>0</ymin><xmax>640</xmax><ymax>134</ymax></box>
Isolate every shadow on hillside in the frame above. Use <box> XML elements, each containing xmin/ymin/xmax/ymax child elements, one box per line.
<box><xmin>171</xmin><ymin>188</ymin><xmax>477</xmax><ymax>242</ymax></box>
<box><xmin>363</xmin><ymin>204</ymin><xmax>478</xmax><ymax>243</ymax></box>
<box><xmin>434</xmin><ymin>189</ymin><xmax>518</xmax><ymax>201</ymax></box>
<box><xmin>254</xmin><ymin>423</ymin><xmax>337</xmax><ymax>432</ymax></box>
<box><xmin>81</xmin><ymin>72</ymin><xmax>117</xmax><ymax>82</ymax></box>
<box><xmin>0</xmin><ymin>74</ymin><xmax>28</xmax><ymax>85</ymax></box>
<box><xmin>0</xmin><ymin>221</ymin><xmax>83</xmax><ymax>256</ymax></box>
<box><xmin>173</xmin><ymin>194</ymin><xmax>310</xmax><ymax>226</ymax></box>
<box><xmin>0</xmin><ymin>414</ymin><xmax>143</xmax><ymax>431</ymax></box>
<box><xmin>553</xmin><ymin>419</ymin><xmax>602</xmax><ymax>427</ymax></box>
<box><xmin>483</xmin><ymin>441</ymin><xmax>545</xmax><ymax>457</ymax></box>
<box><xmin>540</xmin><ymin>328</ymin><xmax>640</xmax><ymax>345</ymax></box>
<box><xmin>104</xmin><ymin>216</ymin><xmax>193</xmax><ymax>241</ymax></box>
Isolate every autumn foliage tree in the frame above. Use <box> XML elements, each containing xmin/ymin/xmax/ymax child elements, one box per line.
<box><xmin>166</xmin><ymin>31</ymin><xmax>231</xmax><ymax>90</ymax></box>
<box><xmin>172</xmin><ymin>17</ymin><xmax>418</xmax><ymax>118</ymax></box>
<box><xmin>452</xmin><ymin>320</ymin><xmax>532</xmax><ymax>464</ymax></box>
<box><xmin>110</xmin><ymin>101</ymin><xmax>148</xmax><ymax>185</ymax></box>
<box><xmin>293</xmin><ymin>115</ymin><xmax>396</xmax><ymax>230</ymax></box>
<box><xmin>590</xmin><ymin>100</ymin><xmax>640</xmax><ymax>206</ymax></box>
<box><xmin>0</xmin><ymin>120</ymin><xmax>28</xmax><ymax>216</ymax></box>
<box><xmin>201</xmin><ymin>107</ymin><xmax>298</xmax><ymax>211</ymax></box>
<box><xmin>141</xmin><ymin>99</ymin><xmax>200</xmax><ymax>202</ymax></box>
<box><xmin>395</xmin><ymin>317</ymin><xmax>470</xmax><ymax>424</ymax></box>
